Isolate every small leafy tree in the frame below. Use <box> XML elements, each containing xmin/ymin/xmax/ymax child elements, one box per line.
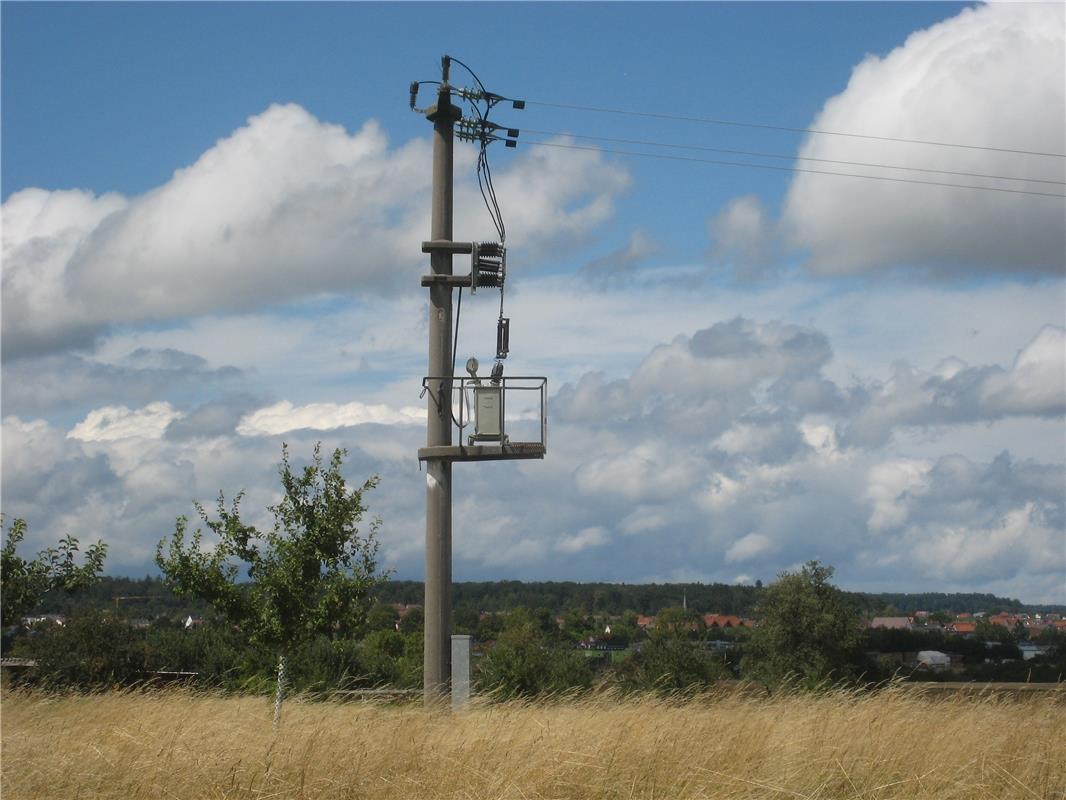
<box><xmin>975</xmin><ymin>618</ymin><xmax>1015</xmax><ymax>644</ymax></box>
<box><xmin>1</xmin><ymin>517</ymin><xmax>108</xmax><ymax>627</ymax></box>
<box><xmin>366</xmin><ymin>602</ymin><xmax>400</xmax><ymax>632</ymax></box>
<box><xmin>741</xmin><ymin>560</ymin><xmax>864</xmax><ymax>688</ymax></box>
<box><xmin>611</xmin><ymin>606</ymin><xmax>725</xmax><ymax>693</ymax></box>
<box><xmin>398</xmin><ymin>605</ymin><xmax>424</xmax><ymax>635</ymax></box>
<box><xmin>477</xmin><ymin>609</ymin><xmax>593</xmax><ymax>698</ymax></box>
<box><xmin>612</xmin><ymin>635</ymin><xmax>728</xmax><ymax>693</ymax></box>
<box><xmin>654</xmin><ymin>605</ymin><xmax>704</xmax><ymax>639</ymax></box>
<box><xmin>156</xmin><ymin>444</ymin><xmax>386</xmax><ymax>726</ymax></box>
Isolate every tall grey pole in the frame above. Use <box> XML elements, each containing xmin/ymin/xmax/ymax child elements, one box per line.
<box><xmin>424</xmin><ymin>66</ymin><xmax>460</xmax><ymax>707</ymax></box>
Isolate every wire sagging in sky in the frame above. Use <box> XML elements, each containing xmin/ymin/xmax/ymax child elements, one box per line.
<box><xmin>518</xmin><ymin>139</ymin><xmax>1066</xmax><ymax>199</ymax></box>
<box><xmin>520</xmin><ymin>129</ymin><xmax>1065</xmax><ymax>186</ymax></box>
<box><xmin>524</xmin><ymin>99</ymin><xmax>1066</xmax><ymax>159</ymax></box>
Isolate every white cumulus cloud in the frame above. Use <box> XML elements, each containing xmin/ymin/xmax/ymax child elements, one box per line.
<box><xmin>556</xmin><ymin>526</ymin><xmax>610</xmax><ymax>554</ymax></box>
<box><xmin>2</xmin><ymin>105</ymin><xmax>629</xmax><ymax>359</ymax></box>
<box><xmin>68</xmin><ymin>402</ymin><xmax>182</xmax><ymax>442</ymax></box>
<box><xmin>725</xmin><ymin>532</ymin><xmax>773</xmax><ymax>563</ymax></box>
<box><xmin>236</xmin><ymin>400</ymin><xmax>424</xmax><ymax>436</ymax></box>
<box><xmin>783</xmin><ymin>3</ymin><xmax>1065</xmax><ymax>276</ymax></box>
<box><xmin>707</xmin><ymin>195</ymin><xmax>780</xmax><ymax>281</ymax></box>
<box><xmin>979</xmin><ymin>326</ymin><xmax>1066</xmax><ymax>415</ymax></box>
<box><xmin>844</xmin><ymin>326</ymin><xmax>1066</xmax><ymax>447</ymax></box>
<box><xmin>866</xmin><ymin>458</ymin><xmax>931</xmax><ymax>533</ymax></box>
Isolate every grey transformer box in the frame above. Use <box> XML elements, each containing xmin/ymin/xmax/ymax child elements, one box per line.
<box><xmin>465</xmin><ymin>357</ymin><xmax>504</xmax><ymax>444</ymax></box>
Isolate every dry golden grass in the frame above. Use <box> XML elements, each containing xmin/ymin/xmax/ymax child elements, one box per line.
<box><xmin>2</xmin><ymin>685</ymin><xmax>1064</xmax><ymax>799</ymax></box>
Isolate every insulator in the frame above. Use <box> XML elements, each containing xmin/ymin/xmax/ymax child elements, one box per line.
<box><xmin>455</xmin><ymin>120</ymin><xmax>484</xmax><ymax>143</ymax></box>
<box><xmin>471</xmin><ymin>242</ymin><xmax>506</xmax><ymax>293</ymax></box>
<box><xmin>496</xmin><ymin>318</ymin><xmax>510</xmax><ymax>360</ymax></box>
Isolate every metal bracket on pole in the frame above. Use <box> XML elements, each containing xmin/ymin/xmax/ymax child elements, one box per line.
<box><xmin>422</xmin><ymin>240</ymin><xmax>473</xmax><ymax>255</ymax></box>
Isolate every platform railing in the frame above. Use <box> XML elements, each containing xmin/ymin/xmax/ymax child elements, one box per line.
<box><xmin>421</xmin><ymin>375</ymin><xmax>547</xmax><ymax>456</ymax></box>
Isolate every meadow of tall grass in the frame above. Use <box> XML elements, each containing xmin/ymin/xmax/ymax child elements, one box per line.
<box><xmin>2</xmin><ymin>684</ymin><xmax>1063</xmax><ymax>799</ymax></box>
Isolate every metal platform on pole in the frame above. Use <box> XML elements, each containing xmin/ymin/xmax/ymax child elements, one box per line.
<box><xmin>418</xmin><ymin>443</ymin><xmax>546</xmax><ymax>462</ymax></box>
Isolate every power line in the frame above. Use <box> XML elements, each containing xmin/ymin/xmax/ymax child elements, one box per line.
<box><xmin>521</xmin><ymin>128</ymin><xmax>1065</xmax><ymax>186</ymax></box>
<box><xmin>519</xmin><ymin>139</ymin><xmax>1066</xmax><ymax>199</ymax></box>
<box><xmin>524</xmin><ymin>99</ymin><xmax>1066</xmax><ymax>159</ymax></box>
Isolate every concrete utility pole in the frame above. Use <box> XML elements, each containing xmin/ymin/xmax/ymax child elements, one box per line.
<box><xmin>415</xmin><ymin>56</ymin><xmax>545</xmax><ymax>709</ymax></box>
<box><xmin>423</xmin><ymin>58</ymin><xmax>461</xmax><ymax>706</ymax></box>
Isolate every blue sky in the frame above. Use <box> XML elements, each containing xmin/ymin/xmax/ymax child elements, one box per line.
<box><xmin>3</xmin><ymin>2</ymin><xmax>970</xmax><ymax>253</ymax></box>
<box><xmin>2</xmin><ymin>2</ymin><xmax>1064</xmax><ymax>602</ymax></box>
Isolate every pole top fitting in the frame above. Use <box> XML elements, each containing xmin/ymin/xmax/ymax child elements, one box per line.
<box><xmin>426</xmin><ymin>88</ymin><xmax>463</xmax><ymax>123</ymax></box>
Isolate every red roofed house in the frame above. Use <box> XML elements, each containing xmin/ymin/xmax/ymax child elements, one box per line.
<box><xmin>703</xmin><ymin>614</ymin><xmax>754</xmax><ymax>629</ymax></box>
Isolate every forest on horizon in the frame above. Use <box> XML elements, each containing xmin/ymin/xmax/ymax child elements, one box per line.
<box><xmin>26</xmin><ymin>575</ymin><xmax>1064</xmax><ymax>622</ymax></box>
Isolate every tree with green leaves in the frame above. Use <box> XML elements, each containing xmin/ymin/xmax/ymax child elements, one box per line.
<box><xmin>156</xmin><ymin>444</ymin><xmax>386</xmax><ymax>726</ymax></box>
<box><xmin>476</xmin><ymin>608</ymin><xmax>593</xmax><ymax>698</ymax></box>
<box><xmin>974</xmin><ymin>617</ymin><xmax>1015</xmax><ymax>644</ymax></box>
<box><xmin>653</xmin><ymin>605</ymin><xmax>704</xmax><ymax>639</ymax></box>
<box><xmin>741</xmin><ymin>561</ymin><xmax>864</xmax><ymax>688</ymax></box>
<box><xmin>612</xmin><ymin>635</ymin><xmax>728</xmax><ymax>693</ymax></box>
<box><xmin>611</xmin><ymin>603</ymin><xmax>725</xmax><ymax>693</ymax></box>
<box><xmin>1</xmin><ymin>517</ymin><xmax>108</xmax><ymax>628</ymax></box>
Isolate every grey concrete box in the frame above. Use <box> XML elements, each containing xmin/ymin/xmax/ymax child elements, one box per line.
<box><xmin>451</xmin><ymin>635</ymin><xmax>472</xmax><ymax>710</ymax></box>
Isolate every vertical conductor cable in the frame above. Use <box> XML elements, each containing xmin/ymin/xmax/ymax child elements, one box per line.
<box><xmin>452</xmin><ymin>56</ymin><xmax>511</xmax><ymax>356</ymax></box>
<box><xmin>479</xmin><ymin>149</ymin><xmax>507</xmax><ymax>339</ymax></box>
<box><xmin>451</xmin><ymin>286</ymin><xmax>468</xmax><ymax>429</ymax></box>
<box><xmin>452</xmin><ymin>287</ymin><xmax>463</xmax><ymax>379</ymax></box>
<box><xmin>481</xmin><ymin>148</ymin><xmax>506</xmax><ymax>243</ymax></box>
<box><xmin>452</xmin><ymin>55</ymin><xmax>507</xmax><ymax>243</ymax></box>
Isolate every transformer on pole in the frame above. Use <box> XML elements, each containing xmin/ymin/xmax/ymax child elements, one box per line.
<box><xmin>413</xmin><ymin>56</ymin><xmax>546</xmax><ymax>707</ymax></box>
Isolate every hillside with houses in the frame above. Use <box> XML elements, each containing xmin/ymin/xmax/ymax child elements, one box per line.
<box><xmin>8</xmin><ymin>576</ymin><xmax>1064</xmax><ymax>690</ymax></box>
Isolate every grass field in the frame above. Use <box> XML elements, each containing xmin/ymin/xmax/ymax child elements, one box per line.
<box><xmin>3</xmin><ymin>685</ymin><xmax>1064</xmax><ymax>799</ymax></box>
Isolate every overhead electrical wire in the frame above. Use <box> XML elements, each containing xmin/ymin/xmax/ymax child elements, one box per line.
<box><xmin>524</xmin><ymin>99</ymin><xmax>1066</xmax><ymax>159</ymax></box>
<box><xmin>520</xmin><ymin>128</ymin><xmax>1065</xmax><ymax>186</ymax></box>
<box><xmin>518</xmin><ymin>139</ymin><xmax>1066</xmax><ymax>199</ymax></box>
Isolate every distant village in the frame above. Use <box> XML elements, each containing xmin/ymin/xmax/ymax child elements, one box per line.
<box><xmin>8</xmin><ymin>595</ymin><xmax>1066</xmax><ymax>693</ymax></box>
<box><xmin>19</xmin><ymin>607</ymin><xmax>1066</xmax><ymax>672</ymax></box>
<box><xmin>562</xmin><ymin>608</ymin><xmax>1066</xmax><ymax>668</ymax></box>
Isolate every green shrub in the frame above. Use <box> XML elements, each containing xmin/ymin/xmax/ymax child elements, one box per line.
<box><xmin>476</xmin><ymin>618</ymin><xmax>592</xmax><ymax>698</ymax></box>
<box><xmin>610</xmin><ymin>635</ymin><xmax>729</xmax><ymax>693</ymax></box>
<box><xmin>26</xmin><ymin>611</ymin><xmax>147</xmax><ymax>689</ymax></box>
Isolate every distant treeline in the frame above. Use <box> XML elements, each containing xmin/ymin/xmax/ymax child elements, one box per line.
<box><xmin>31</xmin><ymin>576</ymin><xmax>1063</xmax><ymax>620</ymax></box>
<box><xmin>34</xmin><ymin>576</ymin><xmax>212</xmax><ymax>619</ymax></box>
<box><xmin>380</xmin><ymin>580</ymin><xmax>1061</xmax><ymax>617</ymax></box>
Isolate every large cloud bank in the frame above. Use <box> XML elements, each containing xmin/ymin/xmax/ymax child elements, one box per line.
<box><xmin>4</xmin><ymin>319</ymin><xmax>1062</xmax><ymax>601</ymax></box>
